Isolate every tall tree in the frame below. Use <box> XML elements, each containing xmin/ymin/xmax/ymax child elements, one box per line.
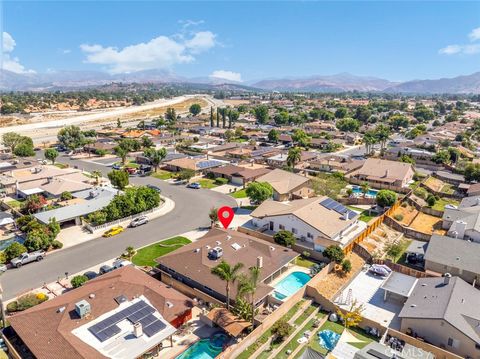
<box><xmin>228</xmin><ymin>110</ymin><xmax>239</xmax><ymax>129</ymax></box>
<box><xmin>216</xmin><ymin>107</ymin><xmax>220</xmax><ymax>127</ymax></box>
<box><xmin>44</xmin><ymin>148</ymin><xmax>59</xmax><ymax>164</ymax></box>
<box><xmin>165</xmin><ymin>107</ymin><xmax>177</xmax><ymax>122</ymax></box>
<box><xmin>58</xmin><ymin>125</ymin><xmax>85</xmax><ymax>150</ymax></box>
<box><xmin>287</xmin><ymin>147</ymin><xmax>302</xmax><ymax>171</ymax></box>
<box><xmin>2</xmin><ymin>132</ymin><xmax>23</xmax><ymax>153</ymax></box>
<box><xmin>362</xmin><ymin>130</ymin><xmax>377</xmax><ymax>156</ymax></box>
<box><xmin>374</xmin><ymin>124</ymin><xmax>391</xmax><ymax>153</ymax></box>
<box><xmin>211</xmin><ymin>260</ymin><xmax>244</xmax><ymax>310</ymax></box>
<box><xmin>144</xmin><ymin>148</ymin><xmax>167</xmax><ymax>172</ymax></box>
<box><xmin>189</xmin><ymin>103</ymin><xmax>202</xmax><ymax>116</ymax></box>
<box><xmin>210</xmin><ymin>107</ymin><xmax>214</xmax><ymax>127</ymax></box>
<box><xmin>238</xmin><ymin>266</ymin><xmax>261</xmax><ymax>326</ymax></box>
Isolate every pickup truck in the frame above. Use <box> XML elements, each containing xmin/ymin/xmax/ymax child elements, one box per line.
<box><xmin>11</xmin><ymin>251</ymin><xmax>46</xmax><ymax>268</ymax></box>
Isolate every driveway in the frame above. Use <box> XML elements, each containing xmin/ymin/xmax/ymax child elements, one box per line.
<box><xmin>1</xmin><ymin>154</ymin><xmax>237</xmax><ymax>300</ymax></box>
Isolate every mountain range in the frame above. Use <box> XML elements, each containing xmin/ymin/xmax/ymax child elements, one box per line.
<box><xmin>1</xmin><ymin>69</ymin><xmax>480</xmax><ymax>94</ymax></box>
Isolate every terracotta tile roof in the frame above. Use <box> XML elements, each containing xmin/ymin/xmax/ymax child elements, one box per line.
<box><xmin>8</xmin><ymin>266</ymin><xmax>193</xmax><ymax>359</ymax></box>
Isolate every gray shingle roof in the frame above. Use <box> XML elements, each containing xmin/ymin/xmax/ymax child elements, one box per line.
<box><xmin>399</xmin><ymin>276</ymin><xmax>480</xmax><ymax>344</ymax></box>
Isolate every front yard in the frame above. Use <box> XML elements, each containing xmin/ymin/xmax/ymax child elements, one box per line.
<box><xmin>197</xmin><ymin>178</ymin><xmax>218</xmax><ymax>189</ymax></box>
<box><xmin>151</xmin><ymin>170</ymin><xmax>174</xmax><ymax>180</ymax></box>
<box><xmin>132</xmin><ymin>236</ymin><xmax>191</xmax><ymax>267</ymax></box>
<box><xmin>230</xmin><ymin>188</ymin><xmax>247</xmax><ymax>198</ymax></box>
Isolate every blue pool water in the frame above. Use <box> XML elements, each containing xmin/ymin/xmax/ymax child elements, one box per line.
<box><xmin>0</xmin><ymin>236</ymin><xmax>24</xmax><ymax>251</ymax></box>
<box><xmin>352</xmin><ymin>186</ymin><xmax>379</xmax><ymax>197</ymax></box>
<box><xmin>273</xmin><ymin>271</ymin><xmax>311</xmax><ymax>300</ymax></box>
<box><xmin>176</xmin><ymin>333</ymin><xmax>228</xmax><ymax>359</ymax></box>
<box><xmin>318</xmin><ymin>330</ymin><xmax>341</xmax><ymax>351</ymax></box>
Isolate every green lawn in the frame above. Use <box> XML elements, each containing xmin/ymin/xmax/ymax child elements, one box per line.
<box><xmin>276</xmin><ymin>317</ymin><xmax>318</xmax><ymax>359</ymax></box>
<box><xmin>347</xmin><ymin>206</ymin><xmax>377</xmax><ymax>223</ymax></box>
<box><xmin>440</xmin><ymin>184</ymin><xmax>455</xmax><ymax>195</ymax></box>
<box><xmin>294</xmin><ymin>305</ymin><xmax>317</xmax><ymax>326</ymax></box>
<box><xmin>197</xmin><ymin>178</ymin><xmax>218</xmax><ymax>189</ymax></box>
<box><xmin>54</xmin><ymin>163</ymin><xmax>68</xmax><ymax>169</ymax></box>
<box><xmin>126</xmin><ymin>161</ymin><xmax>140</xmax><ymax>168</ymax></box>
<box><xmin>132</xmin><ymin>236</ymin><xmax>191</xmax><ymax>267</ymax></box>
<box><xmin>151</xmin><ymin>170</ymin><xmax>174</xmax><ymax>180</ymax></box>
<box><xmin>230</xmin><ymin>188</ymin><xmax>247</xmax><ymax>198</ymax></box>
<box><xmin>7</xmin><ymin>199</ymin><xmax>24</xmax><ymax>209</ymax></box>
<box><xmin>295</xmin><ymin>257</ymin><xmax>316</xmax><ymax>269</ymax></box>
<box><xmin>430</xmin><ymin>198</ymin><xmax>459</xmax><ymax>211</ymax></box>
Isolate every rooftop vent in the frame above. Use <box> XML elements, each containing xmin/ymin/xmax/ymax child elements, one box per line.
<box><xmin>270</xmin><ymin>246</ymin><xmax>275</xmax><ymax>251</ymax></box>
<box><xmin>444</xmin><ymin>273</ymin><xmax>452</xmax><ymax>285</ymax></box>
<box><xmin>257</xmin><ymin>256</ymin><xmax>263</xmax><ymax>268</ymax></box>
<box><xmin>166</xmin><ymin>301</ymin><xmax>174</xmax><ymax>308</ymax></box>
<box><xmin>208</xmin><ymin>247</ymin><xmax>223</xmax><ymax>260</ymax></box>
<box><xmin>133</xmin><ymin>322</ymin><xmax>143</xmax><ymax>338</ymax></box>
<box><xmin>194</xmin><ymin>248</ymin><xmax>200</xmax><ymax>253</ymax></box>
<box><xmin>89</xmin><ymin>293</ymin><xmax>96</xmax><ymax>299</ymax></box>
<box><xmin>57</xmin><ymin>306</ymin><xmax>66</xmax><ymax>313</ymax></box>
<box><xmin>226</xmin><ymin>235</ymin><xmax>232</xmax><ymax>240</ymax></box>
<box><xmin>75</xmin><ymin>300</ymin><xmax>91</xmax><ymax>319</ymax></box>
<box><xmin>114</xmin><ymin>295</ymin><xmax>128</xmax><ymax>305</ymax></box>
<box><xmin>216</xmin><ymin>241</ymin><xmax>222</xmax><ymax>246</ymax></box>
<box><xmin>231</xmin><ymin>243</ymin><xmax>242</xmax><ymax>251</ymax></box>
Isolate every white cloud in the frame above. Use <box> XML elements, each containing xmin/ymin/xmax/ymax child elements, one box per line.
<box><xmin>469</xmin><ymin>27</ymin><xmax>480</xmax><ymax>41</ymax></box>
<box><xmin>179</xmin><ymin>19</ymin><xmax>205</xmax><ymax>29</ymax></box>
<box><xmin>439</xmin><ymin>26</ymin><xmax>480</xmax><ymax>56</ymax></box>
<box><xmin>62</xmin><ymin>49</ymin><xmax>72</xmax><ymax>54</ymax></box>
<box><xmin>210</xmin><ymin>70</ymin><xmax>242</xmax><ymax>82</ymax></box>
<box><xmin>1</xmin><ymin>32</ymin><xmax>35</xmax><ymax>73</ymax></box>
<box><xmin>80</xmin><ymin>31</ymin><xmax>216</xmax><ymax>73</ymax></box>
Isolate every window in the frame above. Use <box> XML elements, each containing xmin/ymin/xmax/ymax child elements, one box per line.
<box><xmin>307</xmin><ymin>232</ymin><xmax>314</xmax><ymax>239</ymax></box>
<box><xmin>279</xmin><ymin>224</ymin><xmax>285</xmax><ymax>230</ymax></box>
<box><xmin>291</xmin><ymin>228</ymin><xmax>297</xmax><ymax>234</ymax></box>
<box><xmin>447</xmin><ymin>338</ymin><xmax>453</xmax><ymax>347</ymax></box>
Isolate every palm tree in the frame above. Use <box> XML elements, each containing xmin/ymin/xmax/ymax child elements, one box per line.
<box><xmin>211</xmin><ymin>260</ymin><xmax>244</xmax><ymax>310</ymax></box>
<box><xmin>92</xmin><ymin>170</ymin><xmax>102</xmax><ymax>186</ymax></box>
<box><xmin>362</xmin><ymin>130</ymin><xmax>377</xmax><ymax>156</ymax></box>
<box><xmin>144</xmin><ymin>148</ymin><xmax>167</xmax><ymax>172</ymax></box>
<box><xmin>124</xmin><ymin>246</ymin><xmax>136</xmax><ymax>261</ymax></box>
<box><xmin>114</xmin><ymin>146</ymin><xmax>128</xmax><ymax>165</ymax></box>
<box><xmin>287</xmin><ymin>147</ymin><xmax>302</xmax><ymax>171</ymax></box>
<box><xmin>238</xmin><ymin>266</ymin><xmax>261</xmax><ymax>326</ymax></box>
<box><xmin>360</xmin><ymin>182</ymin><xmax>370</xmax><ymax>197</ymax></box>
<box><xmin>374</xmin><ymin>124</ymin><xmax>391</xmax><ymax>154</ymax></box>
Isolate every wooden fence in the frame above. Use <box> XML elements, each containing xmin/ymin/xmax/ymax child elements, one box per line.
<box><xmin>372</xmin><ymin>259</ymin><xmax>438</xmax><ymax>279</ymax></box>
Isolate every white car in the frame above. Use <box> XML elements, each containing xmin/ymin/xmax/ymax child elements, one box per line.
<box><xmin>0</xmin><ymin>264</ymin><xmax>7</xmax><ymax>273</ymax></box>
<box><xmin>113</xmin><ymin>259</ymin><xmax>134</xmax><ymax>269</ymax></box>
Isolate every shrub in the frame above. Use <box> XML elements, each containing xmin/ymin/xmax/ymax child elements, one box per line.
<box><xmin>414</xmin><ymin>187</ymin><xmax>428</xmax><ymax>199</ymax></box>
<box><xmin>71</xmin><ymin>275</ymin><xmax>88</xmax><ymax>288</ymax></box>
<box><xmin>60</xmin><ymin>191</ymin><xmax>73</xmax><ymax>201</ymax></box>
<box><xmin>86</xmin><ymin>210</ymin><xmax>108</xmax><ymax>226</ymax></box>
<box><xmin>6</xmin><ymin>301</ymin><xmax>18</xmax><ymax>313</ymax></box>
<box><xmin>246</xmin><ymin>182</ymin><xmax>273</xmax><ymax>204</ymax></box>
<box><xmin>0</xmin><ymin>251</ymin><xmax>6</xmax><ymax>264</ymax></box>
<box><xmin>214</xmin><ymin>177</ymin><xmax>229</xmax><ymax>185</ymax></box>
<box><xmin>323</xmin><ymin>245</ymin><xmax>345</xmax><ymax>264</ymax></box>
<box><xmin>426</xmin><ymin>194</ymin><xmax>436</xmax><ymax>207</ymax></box>
<box><xmin>95</xmin><ymin>149</ymin><xmax>107</xmax><ymax>156</ymax></box>
<box><xmin>342</xmin><ymin>259</ymin><xmax>352</xmax><ymax>273</ymax></box>
<box><xmin>273</xmin><ymin>230</ymin><xmax>296</xmax><ymax>247</ymax></box>
<box><xmin>50</xmin><ymin>240</ymin><xmax>63</xmax><ymax>249</ymax></box>
<box><xmin>394</xmin><ymin>214</ymin><xmax>404</xmax><ymax>221</ymax></box>
<box><xmin>4</xmin><ymin>242</ymin><xmax>27</xmax><ymax>261</ymax></box>
<box><xmin>376</xmin><ymin>190</ymin><xmax>397</xmax><ymax>208</ymax></box>
<box><xmin>401</xmin><ymin>202</ymin><xmax>407</xmax><ymax>208</ymax></box>
<box><xmin>270</xmin><ymin>319</ymin><xmax>292</xmax><ymax>344</ymax></box>
<box><xmin>14</xmin><ymin>293</ymin><xmax>48</xmax><ymax>311</ymax></box>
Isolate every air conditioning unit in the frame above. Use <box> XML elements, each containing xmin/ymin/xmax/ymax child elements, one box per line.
<box><xmin>75</xmin><ymin>300</ymin><xmax>91</xmax><ymax>319</ymax></box>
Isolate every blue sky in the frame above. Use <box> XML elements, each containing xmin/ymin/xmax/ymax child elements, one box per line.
<box><xmin>1</xmin><ymin>1</ymin><xmax>480</xmax><ymax>82</ymax></box>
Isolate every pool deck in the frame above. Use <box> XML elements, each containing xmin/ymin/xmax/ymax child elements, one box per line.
<box><xmin>267</xmin><ymin>264</ymin><xmax>310</xmax><ymax>289</ymax></box>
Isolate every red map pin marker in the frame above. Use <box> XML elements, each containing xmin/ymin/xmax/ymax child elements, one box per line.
<box><xmin>218</xmin><ymin>206</ymin><xmax>234</xmax><ymax>229</ymax></box>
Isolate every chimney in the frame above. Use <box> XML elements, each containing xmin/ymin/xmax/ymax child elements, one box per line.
<box><xmin>451</xmin><ymin>220</ymin><xmax>467</xmax><ymax>239</ymax></box>
<box><xmin>444</xmin><ymin>273</ymin><xmax>452</xmax><ymax>285</ymax></box>
<box><xmin>257</xmin><ymin>256</ymin><xmax>263</xmax><ymax>268</ymax></box>
<box><xmin>133</xmin><ymin>322</ymin><xmax>143</xmax><ymax>337</ymax></box>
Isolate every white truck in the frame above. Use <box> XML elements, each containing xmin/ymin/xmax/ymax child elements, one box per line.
<box><xmin>11</xmin><ymin>250</ymin><xmax>46</xmax><ymax>268</ymax></box>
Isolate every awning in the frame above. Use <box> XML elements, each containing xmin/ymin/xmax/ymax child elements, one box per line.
<box><xmin>18</xmin><ymin>187</ymin><xmax>44</xmax><ymax>196</ymax></box>
<box><xmin>206</xmin><ymin>308</ymin><xmax>251</xmax><ymax>337</ymax></box>
<box><xmin>381</xmin><ymin>271</ymin><xmax>418</xmax><ymax>298</ymax></box>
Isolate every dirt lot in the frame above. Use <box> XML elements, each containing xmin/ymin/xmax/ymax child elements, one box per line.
<box><xmin>423</xmin><ymin>177</ymin><xmax>444</xmax><ymax>192</ymax></box>
<box><xmin>392</xmin><ymin>205</ymin><xmax>418</xmax><ymax>226</ymax></box>
<box><xmin>312</xmin><ymin>252</ymin><xmax>365</xmax><ymax>300</ymax></box>
<box><xmin>409</xmin><ymin>212</ymin><xmax>446</xmax><ymax>235</ymax></box>
<box><xmin>359</xmin><ymin>224</ymin><xmax>404</xmax><ymax>257</ymax></box>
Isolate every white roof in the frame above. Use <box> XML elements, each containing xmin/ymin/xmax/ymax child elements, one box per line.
<box><xmin>381</xmin><ymin>271</ymin><xmax>418</xmax><ymax>298</ymax></box>
<box><xmin>19</xmin><ymin>187</ymin><xmax>44</xmax><ymax>196</ymax></box>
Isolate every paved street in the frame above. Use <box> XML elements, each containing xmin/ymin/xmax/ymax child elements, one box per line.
<box><xmin>1</xmin><ymin>154</ymin><xmax>237</xmax><ymax>300</ymax></box>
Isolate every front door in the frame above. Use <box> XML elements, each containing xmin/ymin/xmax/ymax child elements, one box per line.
<box><xmin>269</xmin><ymin>221</ymin><xmax>274</xmax><ymax>231</ymax></box>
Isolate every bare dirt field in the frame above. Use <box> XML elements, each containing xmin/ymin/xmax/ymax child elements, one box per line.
<box><xmin>223</xmin><ymin>99</ymin><xmax>250</xmax><ymax>105</ymax></box>
<box><xmin>359</xmin><ymin>224</ymin><xmax>403</xmax><ymax>257</ymax></box>
<box><xmin>392</xmin><ymin>204</ymin><xmax>419</xmax><ymax>226</ymax></box>
<box><xmin>409</xmin><ymin>212</ymin><xmax>446</xmax><ymax>235</ymax></box>
<box><xmin>423</xmin><ymin>177</ymin><xmax>444</xmax><ymax>192</ymax></box>
<box><xmin>313</xmin><ymin>252</ymin><xmax>365</xmax><ymax>299</ymax></box>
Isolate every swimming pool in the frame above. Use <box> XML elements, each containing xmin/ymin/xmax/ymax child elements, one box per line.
<box><xmin>0</xmin><ymin>236</ymin><xmax>24</xmax><ymax>251</ymax></box>
<box><xmin>318</xmin><ymin>330</ymin><xmax>341</xmax><ymax>351</ymax></box>
<box><xmin>351</xmin><ymin>186</ymin><xmax>379</xmax><ymax>197</ymax></box>
<box><xmin>176</xmin><ymin>333</ymin><xmax>228</xmax><ymax>359</ymax></box>
<box><xmin>273</xmin><ymin>271</ymin><xmax>311</xmax><ymax>300</ymax></box>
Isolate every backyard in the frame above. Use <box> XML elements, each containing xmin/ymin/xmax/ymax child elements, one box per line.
<box><xmin>131</xmin><ymin>236</ymin><xmax>191</xmax><ymax>267</ymax></box>
<box><xmin>409</xmin><ymin>212</ymin><xmax>446</xmax><ymax>235</ymax></box>
<box><xmin>429</xmin><ymin>198</ymin><xmax>459</xmax><ymax>212</ymax></box>
<box><xmin>347</xmin><ymin>206</ymin><xmax>377</xmax><ymax>223</ymax></box>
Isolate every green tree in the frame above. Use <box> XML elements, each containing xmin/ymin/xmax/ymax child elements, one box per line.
<box><xmin>376</xmin><ymin>189</ymin><xmax>397</xmax><ymax>208</ymax></box>
<box><xmin>141</xmin><ymin>136</ymin><xmax>154</xmax><ymax>148</ymax></box>
<box><xmin>354</xmin><ymin>106</ymin><xmax>372</xmax><ymax>123</ymax></box>
<box><xmin>287</xmin><ymin>147</ymin><xmax>302</xmax><ymax>170</ymax></box>
<box><xmin>144</xmin><ymin>147</ymin><xmax>167</xmax><ymax>172</ymax></box>
<box><xmin>253</xmin><ymin>105</ymin><xmax>269</xmax><ymax>124</ymax></box>
<box><xmin>385</xmin><ymin>240</ymin><xmax>403</xmax><ymax>261</ymax></box>
<box><xmin>323</xmin><ymin>245</ymin><xmax>345</xmax><ymax>264</ymax></box>
<box><xmin>336</xmin><ymin>118</ymin><xmax>360</xmax><ymax>132</ymax></box>
<box><xmin>4</xmin><ymin>242</ymin><xmax>27</xmax><ymax>261</ymax></box>
<box><xmin>2</xmin><ymin>132</ymin><xmax>23</xmax><ymax>153</ymax></box>
<box><xmin>71</xmin><ymin>275</ymin><xmax>88</xmax><ymax>288</ymax></box>
<box><xmin>114</xmin><ymin>146</ymin><xmax>129</xmax><ymax>165</ymax></box>
<box><xmin>176</xmin><ymin>169</ymin><xmax>195</xmax><ymax>181</ymax></box>
<box><xmin>58</xmin><ymin>125</ymin><xmax>85</xmax><ymax>150</ymax></box>
<box><xmin>211</xmin><ymin>260</ymin><xmax>244</xmax><ymax>310</ymax></box>
<box><xmin>210</xmin><ymin>107</ymin><xmax>215</xmax><ymax>127</ymax></box>
<box><xmin>432</xmin><ymin>149</ymin><xmax>450</xmax><ymax>164</ymax></box>
<box><xmin>124</xmin><ymin>246</ymin><xmax>136</xmax><ymax>261</ymax></box>
<box><xmin>271</xmin><ymin>319</ymin><xmax>292</xmax><ymax>344</ymax></box>
<box><xmin>60</xmin><ymin>191</ymin><xmax>73</xmax><ymax>201</ymax></box>
<box><xmin>165</xmin><ymin>107</ymin><xmax>177</xmax><ymax>122</ymax></box>
<box><xmin>360</xmin><ymin>182</ymin><xmax>370</xmax><ymax>197</ymax></box>
<box><xmin>246</xmin><ymin>182</ymin><xmax>273</xmax><ymax>204</ymax></box>
<box><xmin>291</xmin><ymin>129</ymin><xmax>310</xmax><ymax>148</ymax></box>
<box><xmin>362</xmin><ymin>130</ymin><xmax>377</xmax><ymax>155</ymax></box>
<box><xmin>108</xmin><ymin>170</ymin><xmax>129</xmax><ymax>189</ymax></box>
<box><xmin>374</xmin><ymin>124</ymin><xmax>391</xmax><ymax>153</ymax></box>
<box><xmin>337</xmin><ymin>300</ymin><xmax>364</xmax><ymax>329</ymax></box>
<box><xmin>44</xmin><ymin>148</ymin><xmax>59</xmax><ymax>164</ymax></box>
<box><xmin>342</xmin><ymin>259</ymin><xmax>352</xmax><ymax>273</ymax></box>
<box><xmin>268</xmin><ymin>129</ymin><xmax>279</xmax><ymax>143</ymax></box>
<box><xmin>273</xmin><ymin>230</ymin><xmax>296</xmax><ymax>247</ymax></box>
<box><xmin>389</xmin><ymin>114</ymin><xmax>409</xmax><ymax>130</ymax></box>
<box><xmin>14</xmin><ymin>138</ymin><xmax>35</xmax><ymax>157</ymax></box>
<box><xmin>335</xmin><ymin>107</ymin><xmax>348</xmax><ymax>119</ymax></box>
<box><xmin>22</xmin><ymin>195</ymin><xmax>47</xmax><ymax>214</ymax></box>
<box><xmin>228</xmin><ymin>110</ymin><xmax>239</xmax><ymax>129</ymax></box>
<box><xmin>413</xmin><ymin>104</ymin><xmax>434</xmax><ymax>122</ymax></box>
<box><xmin>189</xmin><ymin>103</ymin><xmax>202</xmax><ymax>116</ymax></box>
<box><xmin>91</xmin><ymin>170</ymin><xmax>102</xmax><ymax>185</ymax></box>
<box><xmin>209</xmin><ymin>207</ymin><xmax>218</xmax><ymax>227</ymax></box>
<box><xmin>238</xmin><ymin>266</ymin><xmax>261</xmax><ymax>326</ymax></box>
<box><xmin>464</xmin><ymin>163</ymin><xmax>480</xmax><ymax>182</ymax></box>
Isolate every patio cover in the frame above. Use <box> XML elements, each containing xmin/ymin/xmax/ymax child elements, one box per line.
<box><xmin>380</xmin><ymin>272</ymin><xmax>418</xmax><ymax>299</ymax></box>
<box><xmin>206</xmin><ymin>308</ymin><xmax>250</xmax><ymax>337</ymax></box>
<box><xmin>0</xmin><ymin>212</ymin><xmax>13</xmax><ymax>226</ymax></box>
<box><xmin>301</xmin><ymin>347</ymin><xmax>325</xmax><ymax>359</ymax></box>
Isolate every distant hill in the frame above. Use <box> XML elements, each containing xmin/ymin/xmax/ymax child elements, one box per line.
<box><xmin>2</xmin><ymin>69</ymin><xmax>480</xmax><ymax>94</ymax></box>
<box><xmin>384</xmin><ymin>72</ymin><xmax>480</xmax><ymax>94</ymax></box>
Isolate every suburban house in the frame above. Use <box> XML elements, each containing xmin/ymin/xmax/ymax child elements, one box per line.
<box><xmin>156</xmin><ymin>228</ymin><xmax>298</xmax><ymax>307</ymax></box>
<box><xmin>398</xmin><ymin>276</ymin><xmax>480</xmax><ymax>359</ymax></box>
<box><xmin>348</xmin><ymin>158</ymin><xmax>415</xmax><ymax>189</ymax></box>
<box><xmin>250</xmin><ymin>196</ymin><xmax>366</xmax><ymax>251</ymax></box>
<box><xmin>255</xmin><ymin>168</ymin><xmax>313</xmax><ymax>201</ymax></box>
<box><xmin>442</xmin><ymin>205</ymin><xmax>480</xmax><ymax>242</ymax></box>
<box><xmin>163</xmin><ymin>157</ymin><xmax>225</xmax><ymax>174</ymax></box>
<box><xmin>206</xmin><ymin>164</ymin><xmax>244</xmax><ymax>181</ymax></box>
<box><xmin>230</xmin><ymin>167</ymin><xmax>271</xmax><ymax>186</ymax></box>
<box><xmin>467</xmin><ymin>183</ymin><xmax>480</xmax><ymax>197</ymax></box>
<box><xmin>424</xmin><ymin>234</ymin><xmax>480</xmax><ymax>285</ymax></box>
<box><xmin>5</xmin><ymin>266</ymin><xmax>193</xmax><ymax>359</ymax></box>
<box><xmin>308</xmin><ymin>155</ymin><xmax>365</xmax><ymax>174</ymax></box>
<box><xmin>265</xmin><ymin>151</ymin><xmax>318</xmax><ymax>168</ymax></box>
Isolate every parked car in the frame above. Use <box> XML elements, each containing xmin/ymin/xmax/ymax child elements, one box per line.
<box><xmin>126</xmin><ymin>167</ymin><xmax>138</xmax><ymax>175</ymax></box>
<box><xmin>0</xmin><ymin>264</ymin><xmax>7</xmax><ymax>273</ymax></box>
<box><xmin>113</xmin><ymin>259</ymin><xmax>133</xmax><ymax>269</ymax></box>
<box><xmin>112</xmin><ymin>164</ymin><xmax>123</xmax><ymax>170</ymax></box>
<box><xmin>11</xmin><ymin>250</ymin><xmax>46</xmax><ymax>268</ymax></box>
<box><xmin>129</xmin><ymin>216</ymin><xmax>148</xmax><ymax>228</ymax></box>
<box><xmin>99</xmin><ymin>264</ymin><xmax>114</xmax><ymax>275</ymax></box>
<box><xmin>83</xmin><ymin>271</ymin><xmax>98</xmax><ymax>280</ymax></box>
<box><xmin>146</xmin><ymin>184</ymin><xmax>162</xmax><ymax>193</ymax></box>
<box><xmin>369</xmin><ymin>264</ymin><xmax>392</xmax><ymax>277</ymax></box>
<box><xmin>187</xmin><ymin>182</ymin><xmax>201</xmax><ymax>189</ymax></box>
<box><xmin>103</xmin><ymin>226</ymin><xmax>124</xmax><ymax>238</ymax></box>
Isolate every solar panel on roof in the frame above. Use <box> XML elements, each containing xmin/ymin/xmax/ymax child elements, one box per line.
<box><xmin>138</xmin><ymin>314</ymin><xmax>158</xmax><ymax>327</ymax></box>
<box><xmin>143</xmin><ymin>320</ymin><xmax>167</xmax><ymax>337</ymax></box>
<box><xmin>320</xmin><ymin>198</ymin><xmax>357</xmax><ymax>219</ymax></box>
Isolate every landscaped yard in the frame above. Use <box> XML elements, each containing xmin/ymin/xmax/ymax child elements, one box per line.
<box><xmin>347</xmin><ymin>206</ymin><xmax>377</xmax><ymax>223</ymax></box>
<box><xmin>54</xmin><ymin>163</ymin><xmax>68</xmax><ymax>169</ymax></box>
<box><xmin>197</xmin><ymin>178</ymin><xmax>218</xmax><ymax>189</ymax></box>
<box><xmin>230</xmin><ymin>188</ymin><xmax>247</xmax><ymax>198</ymax></box>
<box><xmin>132</xmin><ymin>236</ymin><xmax>191</xmax><ymax>267</ymax></box>
<box><xmin>295</xmin><ymin>256</ymin><xmax>316</xmax><ymax>269</ymax></box>
<box><xmin>7</xmin><ymin>199</ymin><xmax>24</xmax><ymax>209</ymax></box>
<box><xmin>151</xmin><ymin>170</ymin><xmax>174</xmax><ymax>180</ymax></box>
<box><xmin>429</xmin><ymin>198</ymin><xmax>459</xmax><ymax>212</ymax></box>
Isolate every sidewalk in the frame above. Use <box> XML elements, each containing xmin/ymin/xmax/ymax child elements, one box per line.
<box><xmin>57</xmin><ymin>197</ymin><xmax>175</xmax><ymax>249</ymax></box>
